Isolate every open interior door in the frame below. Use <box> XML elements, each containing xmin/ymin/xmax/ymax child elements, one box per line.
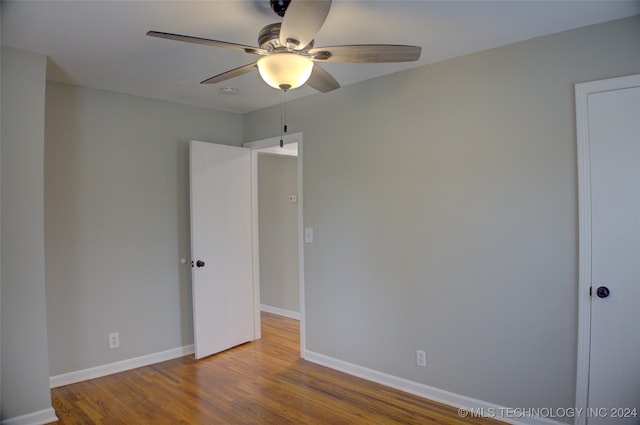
<box><xmin>189</xmin><ymin>140</ymin><xmax>255</xmax><ymax>359</ymax></box>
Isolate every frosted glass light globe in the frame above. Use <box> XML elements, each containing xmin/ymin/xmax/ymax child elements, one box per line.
<box><xmin>257</xmin><ymin>53</ymin><xmax>313</xmax><ymax>90</ymax></box>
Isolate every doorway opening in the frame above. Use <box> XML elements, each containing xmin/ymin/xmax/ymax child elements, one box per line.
<box><xmin>245</xmin><ymin>133</ymin><xmax>305</xmax><ymax>356</ymax></box>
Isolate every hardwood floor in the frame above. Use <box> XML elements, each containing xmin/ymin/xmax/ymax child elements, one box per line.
<box><xmin>52</xmin><ymin>312</ymin><xmax>504</xmax><ymax>424</ymax></box>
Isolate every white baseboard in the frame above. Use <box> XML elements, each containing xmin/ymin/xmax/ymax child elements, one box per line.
<box><xmin>49</xmin><ymin>344</ymin><xmax>194</xmax><ymax>388</ymax></box>
<box><xmin>260</xmin><ymin>304</ymin><xmax>301</xmax><ymax>320</ymax></box>
<box><xmin>303</xmin><ymin>350</ymin><xmax>562</xmax><ymax>425</ymax></box>
<box><xmin>1</xmin><ymin>407</ymin><xmax>58</xmax><ymax>425</ymax></box>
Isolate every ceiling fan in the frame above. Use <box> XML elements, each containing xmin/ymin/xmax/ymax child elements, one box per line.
<box><xmin>147</xmin><ymin>0</ymin><xmax>422</xmax><ymax>93</ymax></box>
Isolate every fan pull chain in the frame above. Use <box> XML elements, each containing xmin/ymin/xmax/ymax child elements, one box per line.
<box><xmin>280</xmin><ymin>89</ymin><xmax>288</xmax><ymax>148</ymax></box>
<box><xmin>284</xmin><ymin>89</ymin><xmax>288</xmax><ymax>134</ymax></box>
<box><xmin>280</xmin><ymin>90</ymin><xmax>284</xmax><ymax>147</ymax></box>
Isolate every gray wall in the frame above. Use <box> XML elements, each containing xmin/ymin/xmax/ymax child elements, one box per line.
<box><xmin>243</xmin><ymin>16</ymin><xmax>640</xmax><ymax>419</ymax></box>
<box><xmin>258</xmin><ymin>153</ymin><xmax>299</xmax><ymax>313</ymax></box>
<box><xmin>44</xmin><ymin>82</ymin><xmax>243</xmax><ymax>375</ymax></box>
<box><xmin>1</xmin><ymin>20</ymin><xmax>3</xmax><ymax>421</ymax></box>
<box><xmin>1</xmin><ymin>47</ymin><xmax>52</xmax><ymax>419</ymax></box>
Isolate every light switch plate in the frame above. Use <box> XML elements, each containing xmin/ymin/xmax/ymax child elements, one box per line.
<box><xmin>305</xmin><ymin>227</ymin><xmax>313</xmax><ymax>243</ymax></box>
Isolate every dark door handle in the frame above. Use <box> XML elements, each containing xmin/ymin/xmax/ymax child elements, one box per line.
<box><xmin>596</xmin><ymin>286</ymin><xmax>610</xmax><ymax>299</ymax></box>
<box><xmin>193</xmin><ymin>260</ymin><xmax>205</xmax><ymax>268</ymax></box>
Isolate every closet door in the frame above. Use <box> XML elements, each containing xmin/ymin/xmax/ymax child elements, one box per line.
<box><xmin>586</xmin><ymin>84</ymin><xmax>640</xmax><ymax>424</ymax></box>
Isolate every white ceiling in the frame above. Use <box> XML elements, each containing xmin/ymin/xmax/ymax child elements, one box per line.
<box><xmin>2</xmin><ymin>1</ymin><xmax>639</xmax><ymax>113</ymax></box>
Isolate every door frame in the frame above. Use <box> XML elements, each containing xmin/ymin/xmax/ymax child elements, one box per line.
<box><xmin>243</xmin><ymin>132</ymin><xmax>306</xmax><ymax>354</ymax></box>
<box><xmin>574</xmin><ymin>74</ymin><xmax>640</xmax><ymax>424</ymax></box>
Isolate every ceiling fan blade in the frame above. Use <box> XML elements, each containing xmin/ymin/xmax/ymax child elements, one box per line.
<box><xmin>279</xmin><ymin>0</ymin><xmax>332</xmax><ymax>50</ymax></box>
<box><xmin>309</xmin><ymin>45</ymin><xmax>422</xmax><ymax>63</ymax></box>
<box><xmin>307</xmin><ymin>64</ymin><xmax>340</xmax><ymax>93</ymax></box>
<box><xmin>147</xmin><ymin>31</ymin><xmax>267</xmax><ymax>55</ymax></box>
<box><xmin>201</xmin><ymin>63</ymin><xmax>258</xmax><ymax>85</ymax></box>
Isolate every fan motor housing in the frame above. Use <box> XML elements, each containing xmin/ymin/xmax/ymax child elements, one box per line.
<box><xmin>258</xmin><ymin>23</ymin><xmax>282</xmax><ymax>50</ymax></box>
<box><xmin>258</xmin><ymin>23</ymin><xmax>314</xmax><ymax>51</ymax></box>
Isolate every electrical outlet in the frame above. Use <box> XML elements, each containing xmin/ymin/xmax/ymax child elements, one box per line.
<box><xmin>108</xmin><ymin>332</ymin><xmax>120</xmax><ymax>349</ymax></box>
<box><xmin>416</xmin><ymin>350</ymin><xmax>426</xmax><ymax>367</ymax></box>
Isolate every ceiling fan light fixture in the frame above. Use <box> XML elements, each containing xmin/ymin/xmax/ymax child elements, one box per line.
<box><xmin>257</xmin><ymin>53</ymin><xmax>313</xmax><ymax>90</ymax></box>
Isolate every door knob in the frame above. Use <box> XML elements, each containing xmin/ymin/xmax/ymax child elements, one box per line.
<box><xmin>596</xmin><ymin>286</ymin><xmax>610</xmax><ymax>299</ymax></box>
<box><xmin>196</xmin><ymin>260</ymin><xmax>205</xmax><ymax>268</ymax></box>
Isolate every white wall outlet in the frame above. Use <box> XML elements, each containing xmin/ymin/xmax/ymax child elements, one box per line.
<box><xmin>416</xmin><ymin>350</ymin><xmax>426</xmax><ymax>367</ymax></box>
<box><xmin>108</xmin><ymin>331</ymin><xmax>120</xmax><ymax>349</ymax></box>
<box><xmin>288</xmin><ymin>194</ymin><xmax>298</xmax><ymax>204</ymax></box>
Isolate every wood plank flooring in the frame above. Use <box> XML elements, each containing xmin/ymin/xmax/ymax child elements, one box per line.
<box><xmin>51</xmin><ymin>312</ymin><xmax>505</xmax><ymax>424</ymax></box>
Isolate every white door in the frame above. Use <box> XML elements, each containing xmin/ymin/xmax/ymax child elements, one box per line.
<box><xmin>189</xmin><ymin>140</ymin><xmax>255</xmax><ymax>359</ymax></box>
<box><xmin>587</xmin><ymin>85</ymin><xmax>640</xmax><ymax>423</ymax></box>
